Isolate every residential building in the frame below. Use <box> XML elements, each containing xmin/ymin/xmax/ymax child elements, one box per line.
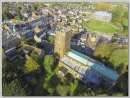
<box><xmin>34</xmin><ymin>26</ymin><xmax>47</xmax><ymax>42</ymax></box>
<box><xmin>23</xmin><ymin>44</ymin><xmax>45</xmax><ymax>58</ymax></box>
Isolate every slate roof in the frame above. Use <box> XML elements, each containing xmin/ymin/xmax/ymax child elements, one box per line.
<box><xmin>6</xmin><ymin>52</ymin><xmax>18</xmax><ymax>61</ymax></box>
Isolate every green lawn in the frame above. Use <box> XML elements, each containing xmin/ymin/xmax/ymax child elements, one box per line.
<box><xmin>82</xmin><ymin>20</ymin><xmax>118</xmax><ymax>34</ymax></box>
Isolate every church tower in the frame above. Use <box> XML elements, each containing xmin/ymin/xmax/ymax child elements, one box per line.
<box><xmin>54</xmin><ymin>26</ymin><xmax>71</xmax><ymax>59</ymax></box>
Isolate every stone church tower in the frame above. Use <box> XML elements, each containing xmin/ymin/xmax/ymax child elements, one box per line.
<box><xmin>54</xmin><ymin>26</ymin><xmax>71</xmax><ymax>59</ymax></box>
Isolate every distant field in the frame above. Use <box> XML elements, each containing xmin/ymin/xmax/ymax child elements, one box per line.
<box><xmin>82</xmin><ymin>20</ymin><xmax>118</xmax><ymax>34</ymax></box>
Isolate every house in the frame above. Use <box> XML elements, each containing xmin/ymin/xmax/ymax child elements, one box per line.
<box><xmin>44</xmin><ymin>4</ymin><xmax>52</xmax><ymax>8</ymax></box>
<box><xmin>2</xmin><ymin>29</ymin><xmax>12</xmax><ymax>41</ymax></box>
<box><xmin>29</xmin><ymin>18</ymin><xmax>42</xmax><ymax>28</ymax></box>
<box><xmin>24</xmin><ymin>30</ymin><xmax>35</xmax><ymax>38</ymax></box>
<box><xmin>10</xmin><ymin>19</ymin><xmax>26</xmax><ymax>24</ymax></box>
<box><xmin>71</xmin><ymin>25</ymin><xmax>79</xmax><ymax>31</ymax></box>
<box><xmin>80</xmin><ymin>33</ymin><xmax>88</xmax><ymax>42</ymax></box>
<box><xmin>23</xmin><ymin>44</ymin><xmax>45</xmax><ymax>58</ymax></box>
<box><xmin>22</xmin><ymin>12</ymin><xmax>29</xmax><ymax>17</ymax></box>
<box><xmin>2</xmin><ymin>35</ymin><xmax>21</xmax><ymax>55</ymax></box>
<box><xmin>9</xmin><ymin>10</ymin><xmax>16</xmax><ymax>16</ymax></box>
<box><xmin>6</xmin><ymin>52</ymin><xmax>18</xmax><ymax>61</ymax></box>
<box><xmin>34</xmin><ymin>25</ymin><xmax>47</xmax><ymax>42</ymax></box>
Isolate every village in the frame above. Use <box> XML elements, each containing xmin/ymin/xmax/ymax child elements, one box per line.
<box><xmin>2</xmin><ymin>2</ymin><xmax>128</xmax><ymax>96</ymax></box>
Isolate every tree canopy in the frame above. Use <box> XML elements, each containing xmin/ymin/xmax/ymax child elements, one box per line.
<box><xmin>109</xmin><ymin>49</ymin><xmax>128</xmax><ymax>75</ymax></box>
<box><xmin>56</xmin><ymin>84</ymin><xmax>70</xmax><ymax>96</ymax></box>
<box><xmin>2</xmin><ymin>7</ymin><xmax>13</xmax><ymax>20</ymax></box>
<box><xmin>2</xmin><ymin>79</ymin><xmax>30</xmax><ymax>96</ymax></box>
<box><xmin>94</xmin><ymin>43</ymin><xmax>128</xmax><ymax>75</ymax></box>
<box><xmin>93</xmin><ymin>43</ymin><xmax>118</xmax><ymax>60</ymax></box>
<box><xmin>43</xmin><ymin>55</ymin><xmax>55</xmax><ymax>74</ymax></box>
<box><xmin>30</xmin><ymin>50</ymin><xmax>39</xmax><ymax>62</ymax></box>
<box><xmin>48</xmin><ymin>36</ymin><xmax>55</xmax><ymax>44</ymax></box>
<box><xmin>68</xmin><ymin>18</ymin><xmax>73</xmax><ymax>22</ymax></box>
<box><xmin>24</xmin><ymin>57</ymin><xmax>42</xmax><ymax>74</ymax></box>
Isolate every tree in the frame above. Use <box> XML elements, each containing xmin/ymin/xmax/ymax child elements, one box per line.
<box><xmin>82</xmin><ymin>13</ymin><xmax>86</xmax><ymax>16</ymax></box>
<box><xmin>112</xmin><ymin>6</ymin><xmax>125</xmax><ymax>23</ymax></box>
<box><xmin>31</xmin><ymin>4</ymin><xmax>37</xmax><ymax>12</ymax></box>
<box><xmin>30</xmin><ymin>50</ymin><xmax>39</xmax><ymax>62</ymax></box>
<box><xmin>2</xmin><ymin>7</ymin><xmax>12</xmax><ymax>20</ymax></box>
<box><xmin>43</xmin><ymin>81</ymin><xmax>50</xmax><ymax>89</ymax></box>
<box><xmin>68</xmin><ymin>18</ymin><xmax>73</xmax><ymax>22</ymax></box>
<box><xmin>20</xmin><ymin>7</ymin><xmax>27</xmax><ymax>14</ymax></box>
<box><xmin>48</xmin><ymin>36</ymin><xmax>55</xmax><ymax>44</ymax></box>
<box><xmin>2</xmin><ymin>79</ymin><xmax>30</xmax><ymax>96</ymax></box>
<box><xmin>14</xmin><ymin>8</ymin><xmax>22</xmax><ymax>20</ymax></box>
<box><xmin>43</xmin><ymin>55</ymin><xmax>55</xmax><ymax>66</ymax></box>
<box><xmin>95</xmin><ymin>3</ymin><xmax>115</xmax><ymax>12</ymax></box>
<box><xmin>111</xmin><ymin>36</ymin><xmax>118</xmax><ymax>43</ymax></box>
<box><xmin>43</xmin><ymin>55</ymin><xmax>55</xmax><ymax>74</ymax></box>
<box><xmin>56</xmin><ymin>84</ymin><xmax>70</xmax><ymax>96</ymax></box>
<box><xmin>93</xmin><ymin>43</ymin><xmax>118</xmax><ymax>60</ymax></box>
<box><xmin>47</xmin><ymin>86</ymin><xmax>55</xmax><ymax>94</ymax></box>
<box><xmin>121</xmin><ymin>11</ymin><xmax>128</xmax><ymax>31</ymax></box>
<box><xmin>24</xmin><ymin>57</ymin><xmax>42</xmax><ymax>74</ymax></box>
<box><xmin>109</xmin><ymin>49</ymin><xmax>128</xmax><ymax>75</ymax></box>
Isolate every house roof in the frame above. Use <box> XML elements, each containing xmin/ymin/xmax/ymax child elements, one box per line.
<box><xmin>6</xmin><ymin>52</ymin><xmax>18</xmax><ymax>61</ymax></box>
<box><xmin>36</xmin><ymin>31</ymin><xmax>46</xmax><ymax>38</ymax></box>
<box><xmin>23</xmin><ymin>44</ymin><xmax>45</xmax><ymax>58</ymax></box>
<box><xmin>81</xmin><ymin>34</ymin><xmax>87</xmax><ymax>39</ymax></box>
<box><xmin>2</xmin><ymin>35</ymin><xmax>20</xmax><ymax>46</ymax></box>
<box><xmin>25</xmin><ymin>30</ymin><xmax>35</xmax><ymax>38</ymax></box>
<box><xmin>57</xmin><ymin>22</ymin><xmax>65</xmax><ymax>27</ymax></box>
<box><xmin>2</xmin><ymin>30</ymin><xmax>12</xmax><ymax>40</ymax></box>
<box><xmin>67</xmin><ymin>49</ymin><xmax>119</xmax><ymax>81</ymax></box>
<box><xmin>71</xmin><ymin>25</ymin><xmax>78</xmax><ymax>29</ymax></box>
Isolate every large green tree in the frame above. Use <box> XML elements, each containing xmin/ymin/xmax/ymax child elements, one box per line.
<box><xmin>30</xmin><ymin>50</ymin><xmax>39</xmax><ymax>62</ymax></box>
<box><xmin>20</xmin><ymin>7</ymin><xmax>27</xmax><ymax>14</ymax></box>
<box><xmin>109</xmin><ymin>49</ymin><xmax>128</xmax><ymax>75</ymax></box>
<box><xmin>93</xmin><ymin>43</ymin><xmax>118</xmax><ymax>60</ymax></box>
<box><xmin>48</xmin><ymin>36</ymin><xmax>55</xmax><ymax>44</ymax></box>
<box><xmin>56</xmin><ymin>84</ymin><xmax>70</xmax><ymax>96</ymax></box>
<box><xmin>24</xmin><ymin>57</ymin><xmax>42</xmax><ymax>74</ymax></box>
<box><xmin>112</xmin><ymin>6</ymin><xmax>125</xmax><ymax>23</ymax></box>
<box><xmin>2</xmin><ymin>79</ymin><xmax>30</xmax><ymax>96</ymax></box>
<box><xmin>43</xmin><ymin>55</ymin><xmax>55</xmax><ymax>74</ymax></box>
<box><xmin>2</xmin><ymin>7</ymin><xmax>12</xmax><ymax>20</ymax></box>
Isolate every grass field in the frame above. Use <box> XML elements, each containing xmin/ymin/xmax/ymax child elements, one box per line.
<box><xmin>82</xmin><ymin>20</ymin><xmax>118</xmax><ymax>34</ymax></box>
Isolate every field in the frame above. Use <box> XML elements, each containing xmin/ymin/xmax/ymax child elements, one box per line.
<box><xmin>82</xmin><ymin>20</ymin><xmax>118</xmax><ymax>34</ymax></box>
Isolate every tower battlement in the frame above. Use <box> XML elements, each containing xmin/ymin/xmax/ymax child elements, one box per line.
<box><xmin>56</xmin><ymin>26</ymin><xmax>71</xmax><ymax>35</ymax></box>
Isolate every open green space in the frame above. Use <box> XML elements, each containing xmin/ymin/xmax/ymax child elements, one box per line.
<box><xmin>82</xmin><ymin>20</ymin><xmax>118</xmax><ymax>34</ymax></box>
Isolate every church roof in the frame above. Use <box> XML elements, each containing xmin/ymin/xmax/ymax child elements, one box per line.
<box><xmin>67</xmin><ymin>49</ymin><xmax>118</xmax><ymax>81</ymax></box>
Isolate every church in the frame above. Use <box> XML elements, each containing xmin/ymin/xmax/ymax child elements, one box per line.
<box><xmin>54</xmin><ymin>26</ymin><xmax>118</xmax><ymax>90</ymax></box>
